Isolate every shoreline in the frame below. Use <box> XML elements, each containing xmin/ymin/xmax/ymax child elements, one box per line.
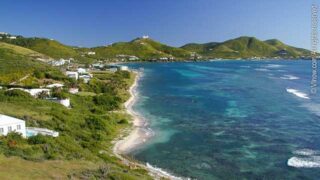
<box><xmin>112</xmin><ymin>70</ymin><xmax>183</xmax><ymax>180</ymax></box>
<box><xmin>113</xmin><ymin>71</ymin><xmax>153</xmax><ymax>154</ymax></box>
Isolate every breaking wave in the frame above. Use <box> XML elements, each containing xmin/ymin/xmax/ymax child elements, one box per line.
<box><xmin>146</xmin><ymin>163</ymin><xmax>187</xmax><ymax>180</ymax></box>
<box><xmin>288</xmin><ymin>156</ymin><xmax>320</xmax><ymax>168</ymax></box>
<box><xmin>286</xmin><ymin>88</ymin><xmax>310</xmax><ymax>99</ymax></box>
<box><xmin>265</xmin><ymin>64</ymin><xmax>284</xmax><ymax>68</ymax></box>
<box><xmin>281</xmin><ymin>75</ymin><xmax>300</xmax><ymax>80</ymax></box>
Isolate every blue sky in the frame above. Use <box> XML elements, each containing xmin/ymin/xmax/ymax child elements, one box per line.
<box><xmin>0</xmin><ymin>0</ymin><xmax>315</xmax><ymax>49</ymax></box>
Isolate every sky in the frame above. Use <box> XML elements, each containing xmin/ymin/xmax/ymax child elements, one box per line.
<box><xmin>0</xmin><ymin>0</ymin><xmax>316</xmax><ymax>49</ymax></box>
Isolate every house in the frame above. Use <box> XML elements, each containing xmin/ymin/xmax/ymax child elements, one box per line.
<box><xmin>28</xmin><ymin>89</ymin><xmax>50</xmax><ymax>97</ymax></box>
<box><xmin>77</xmin><ymin>68</ymin><xmax>87</xmax><ymax>74</ymax></box>
<box><xmin>59</xmin><ymin>98</ymin><xmax>70</xmax><ymax>107</ymax></box>
<box><xmin>119</xmin><ymin>66</ymin><xmax>129</xmax><ymax>71</ymax></box>
<box><xmin>92</xmin><ymin>63</ymin><xmax>105</xmax><ymax>69</ymax></box>
<box><xmin>142</xmin><ymin>35</ymin><xmax>149</xmax><ymax>39</ymax></box>
<box><xmin>129</xmin><ymin>56</ymin><xmax>139</xmax><ymax>61</ymax></box>
<box><xmin>8</xmin><ymin>36</ymin><xmax>17</xmax><ymax>39</ymax></box>
<box><xmin>0</xmin><ymin>114</ymin><xmax>26</xmax><ymax>137</ymax></box>
<box><xmin>159</xmin><ymin>57</ymin><xmax>169</xmax><ymax>61</ymax></box>
<box><xmin>79</xmin><ymin>74</ymin><xmax>92</xmax><ymax>83</ymax></box>
<box><xmin>8</xmin><ymin>88</ymin><xmax>50</xmax><ymax>98</ymax></box>
<box><xmin>49</xmin><ymin>59</ymin><xmax>66</xmax><ymax>66</ymax></box>
<box><xmin>46</xmin><ymin>83</ymin><xmax>64</xmax><ymax>88</ymax></box>
<box><xmin>66</xmin><ymin>71</ymin><xmax>79</xmax><ymax>80</ymax></box>
<box><xmin>87</xmin><ymin>51</ymin><xmax>96</xmax><ymax>55</ymax></box>
<box><xmin>68</xmin><ymin>88</ymin><xmax>79</xmax><ymax>94</ymax></box>
<box><xmin>47</xmin><ymin>97</ymin><xmax>70</xmax><ymax>108</ymax></box>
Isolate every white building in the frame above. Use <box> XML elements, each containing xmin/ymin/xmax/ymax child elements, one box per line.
<box><xmin>8</xmin><ymin>36</ymin><xmax>17</xmax><ymax>39</ymax></box>
<box><xmin>119</xmin><ymin>66</ymin><xmax>129</xmax><ymax>71</ymax></box>
<box><xmin>87</xmin><ymin>51</ymin><xmax>96</xmax><ymax>55</ymax></box>
<box><xmin>79</xmin><ymin>74</ymin><xmax>92</xmax><ymax>83</ymax></box>
<box><xmin>66</xmin><ymin>71</ymin><xmax>79</xmax><ymax>80</ymax></box>
<box><xmin>47</xmin><ymin>98</ymin><xmax>70</xmax><ymax>108</ymax></box>
<box><xmin>68</xmin><ymin>88</ymin><xmax>79</xmax><ymax>94</ymax></box>
<box><xmin>8</xmin><ymin>88</ymin><xmax>50</xmax><ymax>98</ymax></box>
<box><xmin>58</xmin><ymin>98</ymin><xmax>70</xmax><ymax>107</ymax></box>
<box><xmin>46</xmin><ymin>83</ymin><xmax>64</xmax><ymax>88</ymax></box>
<box><xmin>77</xmin><ymin>68</ymin><xmax>87</xmax><ymax>74</ymax></box>
<box><xmin>142</xmin><ymin>35</ymin><xmax>149</xmax><ymax>39</ymax></box>
<box><xmin>0</xmin><ymin>114</ymin><xmax>26</xmax><ymax>138</ymax></box>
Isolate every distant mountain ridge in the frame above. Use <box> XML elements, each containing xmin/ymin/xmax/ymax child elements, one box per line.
<box><xmin>181</xmin><ymin>36</ymin><xmax>310</xmax><ymax>59</ymax></box>
<box><xmin>0</xmin><ymin>33</ymin><xmax>311</xmax><ymax>62</ymax></box>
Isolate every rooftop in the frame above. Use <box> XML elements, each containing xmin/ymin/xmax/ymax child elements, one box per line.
<box><xmin>0</xmin><ymin>114</ymin><xmax>25</xmax><ymax>126</ymax></box>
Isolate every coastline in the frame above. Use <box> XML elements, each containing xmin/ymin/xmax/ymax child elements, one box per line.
<box><xmin>113</xmin><ymin>71</ymin><xmax>152</xmax><ymax>154</ymax></box>
<box><xmin>112</xmin><ymin>70</ymin><xmax>183</xmax><ymax>180</ymax></box>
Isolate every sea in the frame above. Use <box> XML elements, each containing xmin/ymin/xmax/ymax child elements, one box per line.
<box><xmin>126</xmin><ymin>60</ymin><xmax>320</xmax><ymax>179</ymax></box>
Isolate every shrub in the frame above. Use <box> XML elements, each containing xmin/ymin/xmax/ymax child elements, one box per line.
<box><xmin>93</xmin><ymin>94</ymin><xmax>121</xmax><ymax>111</ymax></box>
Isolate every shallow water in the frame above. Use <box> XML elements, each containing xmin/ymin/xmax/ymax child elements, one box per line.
<box><xmin>127</xmin><ymin>60</ymin><xmax>320</xmax><ymax>179</ymax></box>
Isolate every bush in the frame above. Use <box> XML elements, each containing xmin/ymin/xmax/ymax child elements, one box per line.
<box><xmin>117</xmin><ymin>119</ymin><xmax>128</xmax><ymax>124</ymax></box>
<box><xmin>28</xmin><ymin>135</ymin><xmax>48</xmax><ymax>145</ymax></box>
<box><xmin>93</xmin><ymin>94</ymin><xmax>121</xmax><ymax>111</ymax></box>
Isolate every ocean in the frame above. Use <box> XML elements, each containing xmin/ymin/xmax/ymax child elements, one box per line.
<box><xmin>126</xmin><ymin>60</ymin><xmax>320</xmax><ymax>179</ymax></box>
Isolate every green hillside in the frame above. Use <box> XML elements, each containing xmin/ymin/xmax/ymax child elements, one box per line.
<box><xmin>0</xmin><ymin>33</ymin><xmax>310</xmax><ymax>61</ymax></box>
<box><xmin>181</xmin><ymin>36</ymin><xmax>310</xmax><ymax>59</ymax></box>
<box><xmin>0</xmin><ymin>36</ymin><xmax>78</xmax><ymax>59</ymax></box>
<box><xmin>0</xmin><ymin>42</ymin><xmax>54</xmax><ymax>84</ymax></box>
<box><xmin>92</xmin><ymin>37</ymin><xmax>192</xmax><ymax>60</ymax></box>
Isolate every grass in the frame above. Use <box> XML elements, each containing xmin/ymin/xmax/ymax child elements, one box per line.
<box><xmin>0</xmin><ymin>154</ymin><xmax>99</xmax><ymax>179</ymax></box>
<box><xmin>0</xmin><ymin>70</ymin><xmax>152</xmax><ymax>179</ymax></box>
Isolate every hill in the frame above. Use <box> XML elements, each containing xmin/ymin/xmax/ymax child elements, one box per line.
<box><xmin>91</xmin><ymin>37</ymin><xmax>192</xmax><ymax>60</ymax></box>
<box><xmin>0</xmin><ymin>42</ymin><xmax>55</xmax><ymax>84</ymax></box>
<box><xmin>0</xmin><ymin>33</ymin><xmax>311</xmax><ymax>61</ymax></box>
<box><xmin>181</xmin><ymin>36</ymin><xmax>310</xmax><ymax>59</ymax></box>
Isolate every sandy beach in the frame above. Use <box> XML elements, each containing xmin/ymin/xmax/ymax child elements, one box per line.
<box><xmin>113</xmin><ymin>71</ymin><xmax>153</xmax><ymax>154</ymax></box>
<box><xmin>113</xmin><ymin>70</ymin><xmax>183</xmax><ymax>180</ymax></box>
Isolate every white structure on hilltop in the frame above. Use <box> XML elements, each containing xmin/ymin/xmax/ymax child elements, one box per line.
<box><xmin>142</xmin><ymin>35</ymin><xmax>149</xmax><ymax>39</ymax></box>
<box><xmin>0</xmin><ymin>114</ymin><xmax>26</xmax><ymax>138</ymax></box>
<box><xmin>0</xmin><ymin>32</ymin><xmax>8</xmax><ymax>35</ymax></box>
<box><xmin>66</xmin><ymin>71</ymin><xmax>79</xmax><ymax>80</ymax></box>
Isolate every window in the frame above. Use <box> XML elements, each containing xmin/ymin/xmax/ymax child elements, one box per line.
<box><xmin>0</xmin><ymin>128</ymin><xmax>3</xmax><ymax>135</ymax></box>
<box><xmin>17</xmin><ymin>125</ymin><xmax>21</xmax><ymax>130</ymax></box>
<box><xmin>8</xmin><ymin>126</ymin><xmax>12</xmax><ymax>132</ymax></box>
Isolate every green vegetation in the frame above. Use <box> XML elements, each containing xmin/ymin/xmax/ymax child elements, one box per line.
<box><xmin>0</xmin><ymin>42</ymin><xmax>53</xmax><ymax>84</ymax></box>
<box><xmin>0</xmin><ymin>68</ymin><xmax>152</xmax><ymax>179</ymax></box>
<box><xmin>90</xmin><ymin>37</ymin><xmax>191</xmax><ymax>60</ymax></box>
<box><xmin>0</xmin><ymin>34</ymin><xmax>310</xmax><ymax>61</ymax></box>
<box><xmin>181</xmin><ymin>36</ymin><xmax>310</xmax><ymax>59</ymax></box>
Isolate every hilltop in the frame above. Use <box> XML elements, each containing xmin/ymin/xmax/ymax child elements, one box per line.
<box><xmin>181</xmin><ymin>36</ymin><xmax>310</xmax><ymax>59</ymax></box>
<box><xmin>90</xmin><ymin>37</ymin><xmax>192</xmax><ymax>60</ymax></box>
<box><xmin>0</xmin><ymin>33</ymin><xmax>311</xmax><ymax>62</ymax></box>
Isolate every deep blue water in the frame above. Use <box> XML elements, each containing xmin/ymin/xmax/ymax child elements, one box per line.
<box><xmin>127</xmin><ymin>60</ymin><xmax>320</xmax><ymax>179</ymax></box>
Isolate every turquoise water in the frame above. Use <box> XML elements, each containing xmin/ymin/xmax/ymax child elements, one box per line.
<box><xmin>127</xmin><ymin>60</ymin><xmax>320</xmax><ymax>179</ymax></box>
<box><xmin>26</xmin><ymin>130</ymin><xmax>36</xmax><ymax>137</ymax></box>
